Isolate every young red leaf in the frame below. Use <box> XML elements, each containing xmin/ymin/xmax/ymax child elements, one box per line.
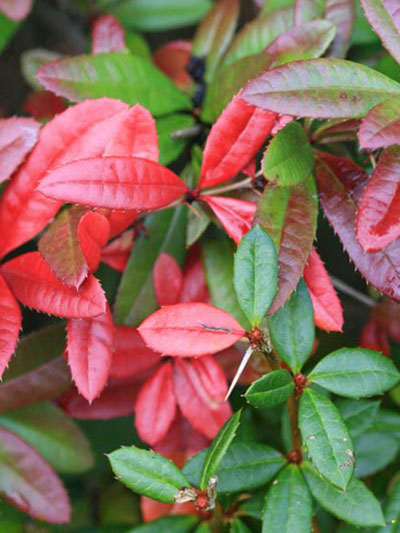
<box><xmin>0</xmin><ymin>98</ymin><xmax>128</xmax><ymax>258</ymax></box>
<box><xmin>360</xmin><ymin>320</ymin><xmax>391</xmax><ymax>357</ymax></box>
<box><xmin>135</xmin><ymin>361</ymin><xmax>177</xmax><ymax>446</ymax></box>
<box><xmin>179</xmin><ymin>246</ymin><xmax>209</xmax><ymax>304</ymax></box>
<box><xmin>101</xmin><ymin>230</ymin><xmax>134</xmax><ymax>272</ymax></box>
<box><xmin>153</xmin><ymin>253</ymin><xmax>183</xmax><ymax>306</ymax></box>
<box><xmin>360</xmin><ymin>0</ymin><xmax>400</xmax><ymax>66</ymax></box>
<box><xmin>0</xmin><ymin>117</ymin><xmax>40</xmax><ymax>184</ymax></box>
<box><xmin>358</xmin><ymin>100</ymin><xmax>400</xmax><ymax>150</ymax></box>
<box><xmin>138</xmin><ymin>302</ymin><xmax>246</xmax><ymax>357</ymax></box>
<box><xmin>303</xmin><ymin>248</ymin><xmax>343</xmax><ymax>332</ymax></box>
<box><xmin>38</xmin><ymin>156</ymin><xmax>188</xmax><ymax>210</ymax></box>
<box><xmin>0</xmin><ymin>427</ymin><xmax>70</xmax><ymax>523</ymax></box>
<box><xmin>0</xmin><ymin>0</ymin><xmax>32</xmax><ymax>20</ymax></box>
<box><xmin>110</xmin><ymin>325</ymin><xmax>160</xmax><ymax>379</ymax></box>
<box><xmin>316</xmin><ymin>151</ymin><xmax>400</xmax><ymax>303</ymax></box>
<box><xmin>91</xmin><ymin>14</ymin><xmax>126</xmax><ymax>55</ymax></box>
<box><xmin>107</xmin><ymin>211</ymin><xmax>138</xmax><ymax>238</ymax></box>
<box><xmin>199</xmin><ymin>94</ymin><xmax>277</xmax><ymax>190</ymax></box>
<box><xmin>173</xmin><ymin>357</ymin><xmax>232</xmax><ymax>439</ymax></box>
<box><xmin>1</xmin><ymin>252</ymin><xmax>106</xmax><ymax>318</ymax></box>
<box><xmin>0</xmin><ymin>274</ymin><xmax>21</xmax><ymax>378</ymax></box>
<box><xmin>78</xmin><ymin>211</ymin><xmax>110</xmax><ymax>273</ymax></box>
<box><xmin>153</xmin><ymin>41</ymin><xmax>192</xmax><ymax>89</ymax></box>
<box><xmin>357</xmin><ymin>146</ymin><xmax>400</xmax><ymax>252</ymax></box>
<box><xmin>23</xmin><ymin>90</ymin><xmax>67</xmax><ymax>120</ymax></box>
<box><xmin>202</xmin><ymin>195</ymin><xmax>256</xmax><ymax>245</ymax></box>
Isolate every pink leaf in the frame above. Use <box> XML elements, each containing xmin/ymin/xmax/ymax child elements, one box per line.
<box><xmin>179</xmin><ymin>245</ymin><xmax>209</xmax><ymax>303</ymax></box>
<box><xmin>91</xmin><ymin>14</ymin><xmax>126</xmax><ymax>54</ymax></box>
<box><xmin>153</xmin><ymin>253</ymin><xmax>183</xmax><ymax>306</ymax></box>
<box><xmin>107</xmin><ymin>210</ymin><xmax>138</xmax><ymax>238</ymax></box>
<box><xmin>101</xmin><ymin>230</ymin><xmax>134</xmax><ymax>272</ymax></box>
<box><xmin>78</xmin><ymin>211</ymin><xmax>110</xmax><ymax>273</ymax></box>
<box><xmin>0</xmin><ymin>274</ymin><xmax>21</xmax><ymax>378</ymax></box>
<box><xmin>0</xmin><ymin>0</ymin><xmax>32</xmax><ymax>20</ymax></box>
<box><xmin>358</xmin><ymin>100</ymin><xmax>400</xmax><ymax>150</ymax></box>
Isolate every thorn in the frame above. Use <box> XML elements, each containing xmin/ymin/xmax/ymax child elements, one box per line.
<box><xmin>224</xmin><ymin>345</ymin><xmax>254</xmax><ymax>401</ymax></box>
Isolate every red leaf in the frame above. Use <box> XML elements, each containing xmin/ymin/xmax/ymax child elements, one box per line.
<box><xmin>78</xmin><ymin>211</ymin><xmax>110</xmax><ymax>273</ymax></box>
<box><xmin>107</xmin><ymin>211</ymin><xmax>138</xmax><ymax>238</ymax></box>
<box><xmin>135</xmin><ymin>361</ymin><xmax>177</xmax><ymax>446</ymax></box>
<box><xmin>202</xmin><ymin>195</ymin><xmax>256</xmax><ymax>244</ymax></box>
<box><xmin>303</xmin><ymin>248</ymin><xmax>343</xmax><ymax>332</ymax></box>
<box><xmin>358</xmin><ymin>100</ymin><xmax>400</xmax><ymax>150</ymax></box>
<box><xmin>371</xmin><ymin>299</ymin><xmax>400</xmax><ymax>342</ymax></box>
<box><xmin>110</xmin><ymin>325</ymin><xmax>160</xmax><ymax>379</ymax></box>
<box><xmin>360</xmin><ymin>320</ymin><xmax>390</xmax><ymax>357</ymax></box>
<box><xmin>153</xmin><ymin>41</ymin><xmax>192</xmax><ymax>89</ymax></box>
<box><xmin>0</xmin><ymin>98</ymin><xmax>128</xmax><ymax>258</ymax></box>
<box><xmin>0</xmin><ymin>274</ymin><xmax>21</xmax><ymax>378</ymax></box>
<box><xmin>101</xmin><ymin>230</ymin><xmax>134</xmax><ymax>272</ymax></box>
<box><xmin>0</xmin><ymin>117</ymin><xmax>40</xmax><ymax>184</ymax></box>
<box><xmin>173</xmin><ymin>357</ymin><xmax>232</xmax><ymax>439</ymax></box>
<box><xmin>141</xmin><ymin>498</ymin><xmax>197</xmax><ymax>523</ymax></box>
<box><xmin>66</xmin><ymin>306</ymin><xmax>115</xmax><ymax>402</ymax></box>
<box><xmin>199</xmin><ymin>94</ymin><xmax>276</xmax><ymax>190</ymax></box>
<box><xmin>38</xmin><ymin>156</ymin><xmax>188</xmax><ymax>210</ymax></box>
<box><xmin>23</xmin><ymin>90</ymin><xmax>67</xmax><ymax>120</ymax></box>
<box><xmin>138</xmin><ymin>302</ymin><xmax>246</xmax><ymax>357</ymax></box>
<box><xmin>153</xmin><ymin>253</ymin><xmax>183</xmax><ymax>306</ymax></box>
<box><xmin>0</xmin><ymin>0</ymin><xmax>32</xmax><ymax>20</ymax></box>
<box><xmin>357</xmin><ymin>146</ymin><xmax>400</xmax><ymax>252</ymax></box>
<box><xmin>179</xmin><ymin>245</ymin><xmax>209</xmax><ymax>303</ymax></box>
<box><xmin>316</xmin><ymin>151</ymin><xmax>400</xmax><ymax>303</ymax></box>
<box><xmin>1</xmin><ymin>252</ymin><xmax>106</xmax><ymax>318</ymax></box>
<box><xmin>91</xmin><ymin>14</ymin><xmax>126</xmax><ymax>54</ymax></box>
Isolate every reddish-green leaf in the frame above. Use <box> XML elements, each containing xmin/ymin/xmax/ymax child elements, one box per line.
<box><xmin>138</xmin><ymin>302</ymin><xmax>246</xmax><ymax>357</ymax></box>
<box><xmin>66</xmin><ymin>305</ymin><xmax>115</xmax><ymax>402</ymax></box>
<box><xmin>294</xmin><ymin>0</ymin><xmax>325</xmax><ymax>23</ymax></box>
<box><xmin>0</xmin><ymin>98</ymin><xmax>128</xmax><ymax>258</ymax></box>
<box><xmin>101</xmin><ymin>229</ymin><xmax>134</xmax><ymax>272</ymax></box>
<box><xmin>360</xmin><ymin>0</ymin><xmax>400</xmax><ymax>66</ymax></box>
<box><xmin>242</xmin><ymin>59</ymin><xmax>400</xmax><ymax>119</ymax></box>
<box><xmin>199</xmin><ymin>94</ymin><xmax>276</xmax><ymax>189</ymax></box>
<box><xmin>153</xmin><ymin>253</ymin><xmax>183</xmax><ymax>306</ymax></box>
<box><xmin>202</xmin><ymin>196</ymin><xmax>256</xmax><ymax>245</ymax></box>
<box><xmin>174</xmin><ymin>356</ymin><xmax>231</xmax><ymax>439</ymax></box>
<box><xmin>38</xmin><ymin>156</ymin><xmax>188</xmax><ymax>210</ymax></box>
<box><xmin>303</xmin><ymin>248</ymin><xmax>343</xmax><ymax>332</ymax></box>
<box><xmin>0</xmin><ymin>117</ymin><xmax>39</xmax><ymax>183</ymax></box>
<box><xmin>0</xmin><ymin>273</ymin><xmax>21</xmax><ymax>378</ymax></box>
<box><xmin>357</xmin><ymin>146</ymin><xmax>400</xmax><ymax>252</ymax></box>
<box><xmin>0</xmin><ymin>427</ymin><xmax>70</xmax><ymax>523</ymax></box>
<box><xmin>91</xmin><ymin>14</ymin><xmax>126</xmax><ymax>54</ymax></box>
<box><xmin>256</xmin><ymin>176</ymin><xmax>318</xmax><ymax>314</ymax></box>
<box><xmin>316</xmin><ymin>151</ymin><xmax>400</xmax><ymax>302</ymax></box>
<box><xmin>0</xmin><ymin>0</ymin><xmax>31</xmax><ymax>20</ymax></box>
<box><xmin>358</xmin><ymin>99</ymin><xmax>400</xmax><ymax>150</ymax></box>
<box><xmin>135</xmin><ymin>361</ymin><xmax>177</xmax><ymax>446</ymax></box>
<box><xmin>1</xmin><ymin>252</ymin><xmax>106</xmax><ymax>318</ymax></box>
<box><xmin>325</xmin><ymin>0</ymin><xmax>355</xmax><ymax>58</ymax></box>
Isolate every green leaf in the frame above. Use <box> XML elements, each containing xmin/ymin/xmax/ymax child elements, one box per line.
<box><xmin>242</xmin><ymin>58</ymin><xmax>400</xmax><ymax>119</ymax></box>
<box><xmin>234</xmin><ymin>225</ymin><xmax>278</xmax><ymax>326</ymax></box>
<box><xmin>108</xmin><ymin>446</ymin><xmax>188</xmax><ymax>503</ymax></box>
<box><xmin>302</xmin><ymin>461</ymin><xmax>385</xmax><ymax>527</ymax></box>
<box><xmin>231</xmin><ymin>518</ymin><xmax>252</xmax><ymax>533</ymax></box>
<box><xmin>0</xmin><ymin>403</ymin><xmax>93</xmax><ymax>474</ymax></box>
<box><xmin>156</xmin><ymin>114</ymin><xmax>197</xmax><ymax>166</ymax></box>
<box><xmin>262</xmin><ymin>464</ymin><xmax>313</xmax><ymax>533</ymax></box>
<box><xmin>336</xmin><ymin>399</ymin><xmax>380</xmax><ymax>438</ymax></box>
<box><xmin>263</xmin><ymin>122</ymin><xmax>314</xmax><ymax>187</ymax></box>
<box><xmin>299</xmin><ymin>388</ymin><xmax>354</xmax><ymax>490</ymax></box>
<box><xmin>245</xmin><ymin>369</ymin><xmax>295</xmax><ymax>408</ymax></box>
<box><xmin>307</xmin><ymin>348</ymin><xmax>400</xmax><ymax>397</ymax></box>
<box><xmin>37</xmin><ymin>52</ymin><xmax>192</xmax><ymax>117</ymax></box>
<box><xmin>124</xmin><ymin>31</ymin><xmax>151</xmax><ymax>59</ymax></box>
<box><xmin>199</xmin><ymin>410</ymin><xmax>241</xmax><ymax>490</ymax></box>
<box><xmin>262</xmin><ymin>0</ymin><xmax>295</xmax><ymax>14</ymax></box>
<box><xmin>267</xmin><ymin>279</ymin><xmax>315</xmax><ymax>373</ymax></box>
<box><xmin>114</xmin><ymin>207</ymin><xmax>186</xmax><ymax>326</ymax></box>
<box><xmin>238</xmin><ymin>489</ymin><xmax>266</xmax><ymax>520</ymax></box>
<box><xmin>378</xmin><ymin>474</ymin><xmax>400</xmax><ymax>533</ymax></box>
<box><xmin>372</xmin><ymin>409</ymin><xmax>400</xmax><ymax>438</ymax></box>
<box><xmin>21</xmin><ymin>48</ymin><xmax>62</xmax><ymax>90</ymax></box>
<box><xmin>183</xmin><ymin>441</ymin><xmax>285</xmax><ymax>493</ymax></box>
<box><xmin>187</xmin><ymin>202</ymin><xmax>211</xmax><ymax>247</ymax></box>
<box><xmin>194</xmin><ymin>524</ymin><xmax>212</xmax><ymax>533</ymax></box>
<box><xmin>125</xmin><ymin>516</ymin><xmax>199</xmax><ymax>533</ymax></box>
<box><xmin>0</xmin><ymin>13</ymin><xmax>19</xmax><ymax>53</ymax></box>
<box><xmin>295</xmin><ymin>0</ymin><xmax>325</xmax><ymax>22</ymax></box>
<box><xmin>202</xmin><ymin>229</ymin><xmax>250</xmax><ymax>330</ymax></box>
<box><xmin>354</xmin><ymin>429</ymin><xmax>399</xmax><ymax>477</ymax></box>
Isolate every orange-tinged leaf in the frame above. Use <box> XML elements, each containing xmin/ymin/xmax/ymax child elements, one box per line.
<box><xmin>1</xmin><ymin>252</ymin><xmax>106</xmax><ymax>318</ymax></box>
<box><xmin>303</xmin><ymin>248</ymin><xmax>343</xmax><ymax>332</ymax></box>
<box><xmin>199</xmin><ymin>94</ymin><xmax>276</xmax><ymax>190</ymax></box>
<box><xmin>38</xmin><ymin>156</ymin><xmax>188</xmax><ymax>210</ymax></box>
<box><xmin>91</xmin><ymin>14</ymin><xmax>126</xmax><ymax>54</ymax></box>
<box><xmin>66</xmin><ymin>306</ymin><xmax>115</xmax><ymax>402</ymax></box>
<box><xmin>138</xmin><ymin>302</ymin><xmax>246</xmax><ymax>357</ymax></box>
<box><xmin>0</xmin><ymin>0</ymin><xmax>32</xmax><ymax>20</ymax></box>
<box><xmin>78</xmin><ymin>211</ymin><xmax>110</xmax><ymax>273</ymax></box>
<box><xmin>101</xmin><ymin>230</ymin><xmax>134</xmax><ymax>272</ymax></box>
<box><xmin>135</xmin><ymin>361</ymin><xmax>177</xmax><ymax>446</ymax></box>
<box><xmin>0</xmin><ymin>274</ymin><xmax>21</xmax><ymax>378</ymax></box>
<box><xmin>153</xmin><ymin>41</ymin><xmax>192</xmax><ymax>89</ymax></box>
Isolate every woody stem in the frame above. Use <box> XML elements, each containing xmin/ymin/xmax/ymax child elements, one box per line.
<box><xmin>199</xmin><ymin>177</ymin><xmax>253</xmax><ymax>196</ymax></box>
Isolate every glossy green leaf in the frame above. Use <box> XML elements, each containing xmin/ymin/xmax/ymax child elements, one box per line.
<box><xmin>125</xmin><ymin>516</ymin><xmax>198</xmax><ymax>533</ymax></box>
<box><xmin>262</xmin><ymin>464</ymin><xmax>313</xmax><ymax>533</ymax></box>
<box><xmin>114</xmin><ymin>207</ymin><xmax>186</xmax><ymax>326</ymax></box>
<box><xmin>242</xmin><ymin>59</ymin><xmax>400</xmax><ymax>119</ymax></box>
<box><xmin>267</xmin><ymin>279</ymin><xmax>315</xmax><ymax>373</ymax></box>
<box><xmin>199</xmin><ymin>410</ymin><xmax>241</xmax><ymax>490</ymax></box>
<box><xmin>263</xmin><ymin>122</ymin><xmax>314</xmax><ymax>187</ymax></box>
<box><xmin>299</xmin><ymin>388</ymin><xmax>354</xmax><ymax>490</ymax></box>
<box><xmin>378</xmin><ymin>474</ymin><xmax>400</xmax><ymax>533</ymax></box>
<box><xmin>37</xmin><ymin>52</ymin><xmax>192</xmax><ymax>117</ymax></box>
<box><xmin>308</xmin><ymin>348</ymin><xmax>400</xmax><ymax>397</ymax></box>
<box><xmin>231</xmin><ymin>518</ymin><xmax>252</xmax><ymax>533</ymax></box>
<box><xmin>108</xmin><ymin>446</ymin><xmax>188</xmax><ymax>503</ymax></box>
<box><xmin>372</xmin><ymin>409</ymin><xmax>400</xmax><ymax>438</ymax></box>
<box><xmin>202</xmin><ymin>230</ymin><xmax>250</xmax><ymax>330</ymax></box>
<box><xmin>354</xmin><ymin>429</ymin><xmax>399</xmax><ymax>477</ymax></box>
<box><xmin>234</xmin><ymin>225</ymin><xmax>278</xmax><ymax>326</ymax></box>
<box><xmin>0</xmin><ymin>403</ymin><xmax>93</xmax><ymax>474</ymax></box>
<box><xmin>156</xmin><ymin>114</ymin><xmax>196</xmax><ymax>166</ymax></box>
<box><xmin>245</xmin><ymin>369</ymin><xmax>295</xmax><ymax>408</ymax></box>
<box><xmin>302</xmin><ymin>461</ymin><xmax>385</xmax><ymax>527</ymax></box>
<box><xmin>238</xmin><ymin>489</ymin><xmax>266</xmax><ymax>520</ymax></box>
<box><xmin>336</xmin><ymin>399</ymin><xmax>380</xmax><ymax>438</ymax></box>
<box><xmin>183</xmin><ymin>441</ymin><xmax>285</xmax><ymax>493</ymax></box>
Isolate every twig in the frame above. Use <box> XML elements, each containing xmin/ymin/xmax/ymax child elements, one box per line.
<box><xmin>171</xmin><ymin>125</ymin><xmax>203</xmax><ymax>140</ymax></box>
<box><xmin>199</xmin><ymin>177</ymin><xmax>253</xmax><ymax>196</ymax></box>
<box><xmin>330</xmin><ymin>275</ymin><xmax>375</xmax><ymax>308</ymax></box>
